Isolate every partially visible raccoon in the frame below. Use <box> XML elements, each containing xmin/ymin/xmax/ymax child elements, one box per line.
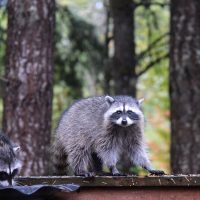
<box><xmin>53</xmin><ymin>95</ymin><xmax>164</xmax><ymax>176</ymax></box>
<box><xmin>0</xmin><ymin>131</ymin><xmax>21</xmax><ymax>186</ymax></box>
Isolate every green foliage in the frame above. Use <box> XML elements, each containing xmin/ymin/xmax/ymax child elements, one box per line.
<box><xmin>0</xmin><ymin>7</ymin><xmax>6</xmax><ymax>75</ymax></box>
<box><xmin>54</xmin><ymin>5</ymin><xmax>105</xmax><ymax>97</ymax></box>
<box><xmin>135</xmin><ymin>1</ymin><xmax>170</xmax><ymax>173</ymax></box>
<box><xmin>0</xmin><ymin>8</ymin><xmax>7</xmax><ymax>125</ymax></box>
<box><xmin>53</xmin><ymin>3</ymin><xmax>105</xmax><ymax>128</ymax></box>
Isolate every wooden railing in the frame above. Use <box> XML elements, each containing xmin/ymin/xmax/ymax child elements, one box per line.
<box><xmin>16</xmin><ymin>175</ymin><xmax>200</xmax><ymax>187</ymax></box>
<box><xmin>1</xmin><ymin>175</ymin><xmax>200</xmax><ymax>200</ymax></box>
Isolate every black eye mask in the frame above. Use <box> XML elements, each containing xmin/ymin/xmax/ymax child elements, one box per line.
<box><xmin>127</xmin><ymin>111</ymin><xmax>139</xmax><ymax>120</ymax></box>
<box><xmin>0</xmin><ymin>168</ymin><xmax>19</xmax><ymax>181</ymax></box>
<box><xmin>0</xmin><ymin>171</ymin><xmax>9</xmax><ymax>181</ymax></box>
<box><xmin>11</xmin><ymin>168</ymin><xmax>19</xmax><ymax>177</ymax></box>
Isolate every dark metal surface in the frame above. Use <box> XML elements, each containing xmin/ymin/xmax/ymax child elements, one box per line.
<box><xmin>0</xmin><ymin>184</ymin><xmax>79</xmax><ymax>200</ymax></box>
<box><xmin>0</xmin><ymin>184</ymin><xmax>79</xmax><ymax>194</ymax></box>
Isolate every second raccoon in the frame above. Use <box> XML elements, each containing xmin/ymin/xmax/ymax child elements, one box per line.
<box><xmin>0</xmin><ymin>131</ymin><xmax>21</xmax><ymax>186</ymax></box>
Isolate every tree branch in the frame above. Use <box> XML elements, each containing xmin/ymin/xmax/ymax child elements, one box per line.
<box><xmin>136</xmin><ymin>32</ymin><xmax>169</xmax><ymax>62</ymax></box>
<box><xmin>134</xmin><ymin>1</ymin><xmax>170</xmax><ymax>9</ymax></box>
<box><xmin>137</xmin><ymin>53</ymin><xmax>169</xmax><ymax>77</ymax></box>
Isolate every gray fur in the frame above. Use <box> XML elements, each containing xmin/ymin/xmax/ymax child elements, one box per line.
<box><xmin>0</xmin><ymin>131</ymin><xmax>21</xmax><ymax>186</ymax></box>
<box><xmin>53</xmin><ymin>95</ymin><xmax>164</xmax><ymax>176</ymax></box>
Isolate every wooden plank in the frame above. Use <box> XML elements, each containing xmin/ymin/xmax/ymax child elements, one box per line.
<box><xmin>15</xmin><ymin>175</ymin><xmax>200</xmax><ymax>187</ymax></box>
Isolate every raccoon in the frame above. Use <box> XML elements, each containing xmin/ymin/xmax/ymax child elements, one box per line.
<box><xmin>53</xmin><ymin>95</ymin><xmax>164</xmax><ymax>176</ymax></box>
<box><xmin>0</xmin><ymin>131</ymin><xmax>21</xmax><ymax>186</ymax></box>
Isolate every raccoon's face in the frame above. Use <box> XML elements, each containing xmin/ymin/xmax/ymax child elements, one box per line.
<box><xmin>104</xmin><ymin>95</ymin><xmax>144</xmax><ymax>127</ymax></box>
<box><xmin>0</xmin><ymin>165</ymin><xmax>19</xmax><ymax>186</ymax></box>
<box><xmin>0</xmin><ymin>144</ymin><xmax>21</xmax><ymax>186</ymax></box>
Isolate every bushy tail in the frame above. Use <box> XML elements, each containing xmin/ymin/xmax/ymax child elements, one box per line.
<box><xmin>52</xmin><ymin>139</ymin><xmax>68</xmax><ymax>175</ymax></box>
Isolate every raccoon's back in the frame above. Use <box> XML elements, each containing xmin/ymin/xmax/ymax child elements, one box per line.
<box><xmin>55</xmin><ymin>96</ymin><xmax>108</xmax><ymax>141</ymax></box>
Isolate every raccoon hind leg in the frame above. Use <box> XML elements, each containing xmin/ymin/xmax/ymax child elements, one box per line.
<box><xmin>91</xmin><ymin>152</ymin><xmax>103</xmax><ymax>175</ymax></box>
<box><xmin>53</xmin><ymin>143</ymin><xmax>68</xmax><ymax>175</ymax></box>
<box><xmin>68</xmin><ymin>147</ymin><xmax>94</xmax><ymax>177</ymax></box>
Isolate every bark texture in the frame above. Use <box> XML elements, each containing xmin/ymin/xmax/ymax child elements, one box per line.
<box><xmin>110</xmin><ymin>0</ymin><xmax>136</xmax><ymax>96</ymax></box>
<box><xmin>3</xmin><ymin>0</ymin><xmax>55</xmax><ymax>175</ymax></box>
<box><xmin>170</xmin><ymin>0</ymin><xmax>200</xmax><ymax>173</ymax></box>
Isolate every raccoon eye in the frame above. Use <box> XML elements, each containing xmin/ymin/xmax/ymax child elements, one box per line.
<box><xmin>127</xmin><ymin>111</ymin><xmax>139</xmax><ymax>120</ymax></box>
<box><xmin>116</xmin><ymin>110</ymin><xmax>122</xmax><ymax>115</ymax></box>
<box><xmin>127</xmin><ymin>110</ymin><xmax>133</xmax><ymax>115</ymax></box>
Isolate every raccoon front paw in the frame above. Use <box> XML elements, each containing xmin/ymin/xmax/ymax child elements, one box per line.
<box><xmin>149</xmin><ymin>169</ymin><xmax>165</xmax><ymax>176</ymax></box>
<box><xmin>112</xmin><ymin>172</ymin><xmax>121</xmax><ymax>176</ymax></box>
<box><xmin>84</xmin><ymin>172</ymin><xmax>95</xmax><ymax>177</ymax></box>
<box><xmin>110</xmin><ymin>166</ymin><xmax>121</xmax><ymax>176</ymax></box>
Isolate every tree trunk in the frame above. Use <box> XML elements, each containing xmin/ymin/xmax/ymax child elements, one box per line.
<box><xmin>3</xmin><ymin>0</ymin><xmax>55</xmax><ymax>175</ymax></box>
<box><xmin>109</xmin><ymin>0</ymin><xmax>136</xmax><ymax>96</ymax></box>
<box><xmin>170</xmin><ymin>0</ymin><xmax>200</xmax><ymax>174</ymax></box>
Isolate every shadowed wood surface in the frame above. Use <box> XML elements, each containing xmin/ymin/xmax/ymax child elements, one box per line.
<box><xmin>16</xmin><ymin>175</ymin><xmax>200</xmax><ymax>187</ymax></box>
<box><xmin>56</xmin><ymin>188</ymin><xmax>200</xmax><ymax>200</ymax></box>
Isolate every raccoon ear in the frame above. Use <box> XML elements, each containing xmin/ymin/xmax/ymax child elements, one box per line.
<box><xmin>137</xmin><ymin>98</ymin><xmax>144</xmax><ymax>106</ymax></box>
<box><xmin>105</xmin><ymin>95</ymin><xmax>115</xmax><ymax>105</ymax></box>
<box><xmin>13</xmin><ymin>146</ymin><xmax>20</xmax><ymax>153</ymax></box>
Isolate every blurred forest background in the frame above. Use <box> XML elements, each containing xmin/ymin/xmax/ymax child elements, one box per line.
<box><xmin>0</xmin><ymin>0</ymin><xmax>199</xmax><ymax>176</ymax></box>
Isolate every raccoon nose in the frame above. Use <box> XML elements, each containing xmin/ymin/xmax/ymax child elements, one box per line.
<box><xmin>122</xmin><ymin>119</ymin><xmax>127</xmax><ymax>125</ymax></box>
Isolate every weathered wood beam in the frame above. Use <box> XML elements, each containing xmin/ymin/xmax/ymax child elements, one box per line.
<box><xmin>16</xmin><ymin>175</ymin><xmax>200</xmax><ymax>187</ymax></box>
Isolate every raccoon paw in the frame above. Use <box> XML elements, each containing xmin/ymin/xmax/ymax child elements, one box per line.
<box><xmin>149</xmin><ymin>169</ymin><xmax>165</xmax><ymax>176</ymax></box>
<box><xmin>84</xmin><ymin>172</ymin><xmax>95</xmax><ymax>177</ymax></box>
<box><xmin>112</xmin><ymin>172</ymin><xmax>126</xmax><ymax>176</ymax></box>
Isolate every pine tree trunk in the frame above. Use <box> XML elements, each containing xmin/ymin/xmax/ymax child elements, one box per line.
<box><xmin>3</xmin><ymin>0</ymin><xmax>55</xmax><ymax>175</ymax></box>
<box><xmin>170</xmin><ymin>0</ymin><xmax>200</xmax><ymax>174</ymax></box>
<box><xmin>110</xmin><ymin>0</ymin><xmax>136</xmax><ymax>96</ymax></box>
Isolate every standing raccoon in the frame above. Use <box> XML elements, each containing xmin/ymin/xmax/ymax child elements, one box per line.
<box><xmin>53</xmin><ymin>95</ymin><xmax>164</xmax><ymax>176</ymax></box>
<box><xmin>0</xmin><ymin>131</ymin><xmax>21</xmax><ymax>186</ymax></box>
